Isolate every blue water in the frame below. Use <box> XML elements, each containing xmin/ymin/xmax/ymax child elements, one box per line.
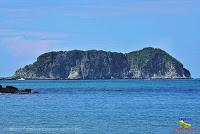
<box><xmin>0</xmin><ymin>80</ymin><xmax>200</xmax><ymax>134</ymax></box>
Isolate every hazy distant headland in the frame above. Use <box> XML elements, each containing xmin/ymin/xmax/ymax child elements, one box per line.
<box><xmin>8</xmin><ymin>47</ymin><xmax>190</xmax><ymax>80</ymax></box>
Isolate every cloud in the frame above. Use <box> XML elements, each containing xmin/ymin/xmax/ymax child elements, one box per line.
<box><xmin>1</xmin><ymin>37</ymin><xmax>50</xmax><ymax>57</ymax></box>
<box><xmin>0</xmin><ymin>0</ymin><xmax>197</xmax><ymax>20</ymax></box>
<box><xmin>0</xmin><ymin>29</ymin><xmax>72</xmax><ymax>40</ymax></box>
<box><xmin>0</xmin><ymin>29</ymin><xmax>71</xmax><ymax>63</ymax></box>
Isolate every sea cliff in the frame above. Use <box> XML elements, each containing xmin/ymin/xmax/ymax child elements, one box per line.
<box><xmin>15</xmin><ymin>47</ymin><xmax>191</xmax><ymax>80</ymax></box>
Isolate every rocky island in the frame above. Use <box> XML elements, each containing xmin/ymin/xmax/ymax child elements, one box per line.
<box><xmin>0</xmin><ymin>85</ymin><xmax>32</xmax><ymax>94</ymax></box>
<box><xmin>15</xmin><ymin>47</ymin><xmax>191</xmax><ymax>80</ymax></box>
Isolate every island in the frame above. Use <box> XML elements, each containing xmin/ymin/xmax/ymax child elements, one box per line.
<box><xmin>14</xmin><ymin>47</ymin><xmax>191</xmax><ymax>80</ymax></box>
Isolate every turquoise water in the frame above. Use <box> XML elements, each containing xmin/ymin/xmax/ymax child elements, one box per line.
<box><xmin>0</xmin><ymin>80</ymin><xmax>200</xmax><ymax>134</ymax></box>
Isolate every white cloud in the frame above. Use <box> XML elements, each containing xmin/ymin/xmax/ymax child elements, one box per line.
<box><xmin>0</xmin><ymin>0</ymin><xmax>196</xmax><ymax>20</ymax></box>
<box><xmin>0</xmin><ymin>29</ymin><xmax>71</xmax><ymax>40</ymax></box>
<box><xmin>0</xmin><ymin>29</ymin><xmax>71</xmax><ymax>67</ymax></box>
<box><xmin>1</xmin><ymin>37</ymin><xmax>50</xmax><ymax>57</ymax></box>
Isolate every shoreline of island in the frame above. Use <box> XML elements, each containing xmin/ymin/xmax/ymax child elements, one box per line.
<box><xmin>0</xmin><ymin>77</ymin><xmax>193</xmax><ymax>80</ymax></box>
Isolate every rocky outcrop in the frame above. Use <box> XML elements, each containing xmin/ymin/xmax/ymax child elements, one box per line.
<box><xmin>20</xmin><ymin>89</ymin><xmax>32</xmax><ymax>94</ymax></box>
<box><xmin>127</xmin><ymin>47</ymin><xmax>191</xmax><ymax>79</ymax></box>
<box><xmin>0</xmin><ymin>85</ymin><xmax>32</xmax><ymax>94</ymax></box>
<box><xmin>15</xmin><ymin>47</ymin><xmax>191</xmax><ymax>79</ymax></box>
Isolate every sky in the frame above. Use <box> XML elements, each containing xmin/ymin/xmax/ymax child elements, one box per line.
<box><xmin>0</xmin><ymin>0</ymin><xmax>199</xmax><ymax>78</ymax></box>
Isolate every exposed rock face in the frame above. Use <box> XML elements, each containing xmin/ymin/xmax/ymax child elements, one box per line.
<box><xmin>127</xmin><ymin>48</ymin><xmax>190</xmax><ymax>79</ymax></box>
<box><xmin>15</xmin><ymin>47</ymin><xmax>191</xmax><ymax>79</ymax></box>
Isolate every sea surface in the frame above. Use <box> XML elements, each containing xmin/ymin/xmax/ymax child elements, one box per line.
<box><xmin>0</xmin><ymin>79</ymin><xmax>200</xmax><ymax>134</ymax></box>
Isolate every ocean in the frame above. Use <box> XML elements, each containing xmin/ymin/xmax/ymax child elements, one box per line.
<box><xmin>0</xmin><ymin>79</ymin><xmax>200</xmax><ymax>134</ymax></box>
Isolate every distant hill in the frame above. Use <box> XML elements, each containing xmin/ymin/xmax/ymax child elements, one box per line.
<box><xmin>15</xmin><ymin>47</ymin><xmax>191</xmax><ymax>80</ymax></box>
